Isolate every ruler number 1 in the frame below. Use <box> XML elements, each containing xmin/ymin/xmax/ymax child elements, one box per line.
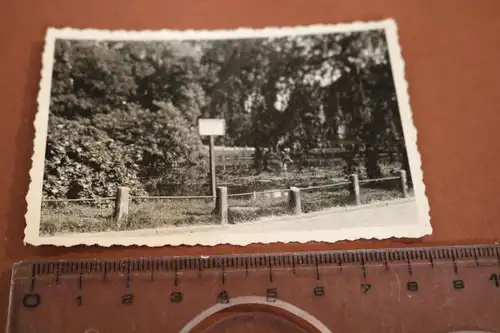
<box><xmin>490</xmin><ymin>274</ymin><xmax>500</xmax><ymax>287</ymax></box>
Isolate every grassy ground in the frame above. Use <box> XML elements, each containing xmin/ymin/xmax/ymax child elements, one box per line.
<box><xmin>227</xmin><ymin>181</ymin><xmax>413</xmax><ymax>224</ymax></box>
<box><xmin>39</xmin><ymin>181</ymin><xmax>413</xmax><ymax>236</ymax></box>
<box><xmin>39</xmin><ymin>198</ymin><xmax>217</xmax><ymax>236</ymax></box>
<box><xmin>40</xmin><ymin>160</ymin><xmax>408</xmax><ymax>235</ymax></box>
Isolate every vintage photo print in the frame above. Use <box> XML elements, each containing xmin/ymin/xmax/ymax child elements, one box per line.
<box><xmin>24</xmin><ymin>19</ymin><xmax>432</xmax><ymax>247</ymax></box>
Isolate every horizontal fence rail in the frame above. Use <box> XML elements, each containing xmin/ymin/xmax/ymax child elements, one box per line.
<box><xmin>41</xmin><ymin>197</ymin><xmax>115</xmax><ymax>202</ymax></box>
<box><xmin>299</xmin><ymin>181</ymin><xmax>351</xmax><ymax>191</ymax></box>
<box><xmin>41</xmin><ymin>170</ymin><xmax>409</xmax><ymax>227</ymax></box>
<box><xmin>132</xmin><ymin>195</ymin><xmax>213</xmax><ymax>200</ymax></box>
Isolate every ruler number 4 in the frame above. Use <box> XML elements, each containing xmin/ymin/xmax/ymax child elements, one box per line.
<box><xmin>217</xmin><ymin>290</ymin><xmax>230</xmax><ymax>304</ymax></box>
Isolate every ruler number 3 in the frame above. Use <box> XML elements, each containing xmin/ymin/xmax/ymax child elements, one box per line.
<box><xmin>266</xmin><ymin>288</ymin><xmax>278</xmax><ymax>302</ymax></box>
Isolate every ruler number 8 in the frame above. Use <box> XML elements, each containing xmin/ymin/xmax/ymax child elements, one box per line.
<box><xmin>453</xmin><ymin>280</ymin><xmax>465</xmax><ymax>290</ymax></box>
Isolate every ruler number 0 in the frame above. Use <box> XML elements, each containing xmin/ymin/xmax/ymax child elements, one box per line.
<box><xmin>407</xmin><ymin>281</ymin><xmax>419</xmax><ymax>292</ymax></box>
<box><xmin>22</xmin><ymin>293</ymin><xmax>41</xmax><ymax>308</ymax></box>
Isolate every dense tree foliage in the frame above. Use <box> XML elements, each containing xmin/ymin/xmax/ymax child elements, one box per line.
<box><xmin>43</xmin><ymin>29</ymin><xmax>411</xmax><ymax>199</ymax></box>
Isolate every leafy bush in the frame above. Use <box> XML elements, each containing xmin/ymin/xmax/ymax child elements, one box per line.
<box><xmin>43</xmin><ymin>116</ymin><xmax>147</xmax><ymax>199</ymax></box>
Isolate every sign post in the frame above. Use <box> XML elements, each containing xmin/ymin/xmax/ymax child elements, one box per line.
<box><xmin>198</xmin><ymin>119</ymin><xmax>225</xmax><ymax>199</ymax></box>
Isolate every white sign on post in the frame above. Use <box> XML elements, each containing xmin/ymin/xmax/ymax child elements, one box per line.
<box><xmin>198</xmin><ymin>119</ymin><xmax>226</xmax><ymax>136</ymax></box>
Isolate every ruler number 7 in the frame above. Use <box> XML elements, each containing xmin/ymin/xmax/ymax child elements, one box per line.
<box><xmin>360</xmin><ymin>284</ymin><xmax>371</xmax><ymax>294</ymax></box>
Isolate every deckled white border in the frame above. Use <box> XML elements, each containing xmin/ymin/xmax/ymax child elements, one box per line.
<box><xmin>24</xmin><ymin>18</ymin><xmax>432</xmax><ymax>247</ymax></box>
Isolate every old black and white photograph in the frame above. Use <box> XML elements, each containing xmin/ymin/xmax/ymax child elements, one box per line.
<box><xmin>25</xmin><ymin>19</ymin><xmax>432</xmax><ymax>246</ymax></box>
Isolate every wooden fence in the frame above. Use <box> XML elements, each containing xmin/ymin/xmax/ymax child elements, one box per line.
<box><xmin>109</xmin><ymin>170</ymin><xmax>409</xmax><ymax>225</ymax></box>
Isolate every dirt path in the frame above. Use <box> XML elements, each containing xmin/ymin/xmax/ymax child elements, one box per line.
<box><xmin>58</xmin><ymin>198</ymin><xmax>420</xmax><ymax>239</ymax></box>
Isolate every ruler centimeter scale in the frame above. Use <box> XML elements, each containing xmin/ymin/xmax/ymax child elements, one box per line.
<box><xmin>6</xmin><ymin>244</ymin><xmax>500</xmax><ymax>333</ymax></box>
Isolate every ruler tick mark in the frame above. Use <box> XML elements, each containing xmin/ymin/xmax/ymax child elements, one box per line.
<box><xmin>244</xmin><ymin>259</ymin><xmax>248</xmax><ymax>278</ymax></box>
<box><xmin>451</xmin><ymin>252</ymin><xmax>458</xmax><ymax>274</ymax></box>
<box><xmin>78</xmin><ymin>272</ymin><xmax>83</xmax><ymax>290</ymax></box>
<box><xmin>269</xmin><ymin>262</ymin><xmax>273</xmax><ymax>283</ymax></box>
<box><xmin>474</xmin><ymin>251</ymin><xmax>479</xmax><ymax>267</ymax></box>
<box><xmin>103</xmin><ymin>264</ymin><xmax>108</xmax><ymax>282</ymax></box>
<box><xmin>360</xmin><ymin>256</ymin><xmax>366</xmax><ymax>278</ymax></box>
<box><xmin>55</xmin><ymin>264</ymin><xmax>60</xmax><ymax>285</ymax></box>
<box><xmin>126</xmin><ymin>261</ymin><xmax>131</xmax><ymax>289</ymax></box>
<box><xmin>496</xmin><ymin>247</ymin><xmax>500</xmax><ymax>267</ymax></box>
<box><xmin>30</xmin><ymin>264</ymin><xmax>36</xmax><ymax>292</ymax></box>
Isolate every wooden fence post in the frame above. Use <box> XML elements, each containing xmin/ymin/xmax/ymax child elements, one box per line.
<box><xmin>288</xmin><ymin>187</ymin><xmax>302</xmax><ymax>215</ymax></box>
<box><xmin>215</xmin><ymin>186</ymin><xmax>228</xmax><ymax>225</ymax></box>
<box><xmin>114</xmin><ymin>186</ymin><xmax>130</xmax><ymax>222</ymax></box>
<box><xmin>398</xmin><ymin>169</ymin><xmax>408</xmax><ymax>198</ymax></box>
<box><xmin>349</xmin><ymin>174</ymin><xmax>361</xmax><ymax>206</ymax></box>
